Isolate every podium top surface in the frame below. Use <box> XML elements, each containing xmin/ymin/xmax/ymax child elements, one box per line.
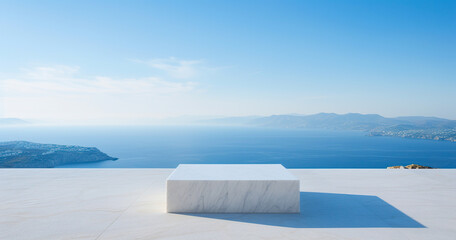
<box><xmin>167</xmin><ymin>164</ymin><xmax>298</xmax><ymax>181</ymax></box>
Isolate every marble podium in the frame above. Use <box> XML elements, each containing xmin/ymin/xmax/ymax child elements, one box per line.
<box><xmin>166</xmin><ymin>164</ymin><xmax>300</xmax><ymax>213</ymax></box>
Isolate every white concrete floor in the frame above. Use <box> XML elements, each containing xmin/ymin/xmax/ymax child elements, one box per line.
<box><xmin>1</xmin><ymin>169</ymin><xmax>455</xmax><ymax>240</ymax></box>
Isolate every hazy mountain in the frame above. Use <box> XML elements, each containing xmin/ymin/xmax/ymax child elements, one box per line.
<box><xmin>249</xmin><ymin>113</ymin><xmax>405</xmax><ymax>131</ymax></box>
<box><xmin>199</xmin><ymin>116</ymin><xmax>261</xmax><ymax>126</ymax></box>
<box><xmin>202</xmin><ymin>113</ymin><xmax>456</xmax><ymax>142</ymax></box>
<box><xmin>393</xmin><ymin>116</ymin><xmax>456</xmax><ymax>129</ymax></box>
<box><xmin>204</xmin><ymin>113</ymin><xmax>456</xmax><ymax>131</ymax></box>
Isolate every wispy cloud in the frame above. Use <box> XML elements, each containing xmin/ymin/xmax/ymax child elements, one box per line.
<box><xmin>134</xmin><ymin>57</ymin><xmax>202</xmax><ymax>79</ymax></box>
<box><xmin>3</xmin><ymin>65</ymin><xmax>196</xmax><ymax>97</ymax></box>
<box><xmin>22</xmin><ymin>65</ymin><xmax>80</xmax><ymax>80</ymax></box>
<box><xmin>0</xmin><ymin>65</ymin><xmax>199</xmax><ymax>122</ymax></box>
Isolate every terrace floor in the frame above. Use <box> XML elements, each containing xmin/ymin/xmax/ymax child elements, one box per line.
<box><xmin>1</xmin><ymin>169</ymin><xmax>455</xmax><ymax>240</ymax></box>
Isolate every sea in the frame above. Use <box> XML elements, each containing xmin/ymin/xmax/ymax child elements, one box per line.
<box><xmin>1</xmin><ymin>125</ymin><xmax>455</xmax><ymax>168</ymax></box>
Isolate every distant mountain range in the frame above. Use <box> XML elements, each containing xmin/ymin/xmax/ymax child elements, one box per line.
<box><xmin>204</xmin><ymin>113</ymin><xmax>456</xmax><ymax>130</ymax></box>
<box><xmin>2</xmin><ymin>114</ymin><xmax>455</xmax><ymax>142</ymax></box>
<box><xmin>203</xmin><ymin>113</ymin><xmax>456</xmax><ymax>142</ymax></box>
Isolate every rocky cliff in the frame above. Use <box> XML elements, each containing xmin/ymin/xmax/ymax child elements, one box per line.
<box><xmin>387</xmin><ymin>164</ymin><xmax>433</xmax><ymax>169</ymax></box>
<box><xmin>0</xmin><ymin>141</ymin><xmax>117</xmax><ymax>168</ymax></box>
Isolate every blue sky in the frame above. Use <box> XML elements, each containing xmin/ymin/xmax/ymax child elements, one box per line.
<box><xmin>0</xmin><ymin>0</ymin><xmax>455</xmax><ymax>123</ymax></box>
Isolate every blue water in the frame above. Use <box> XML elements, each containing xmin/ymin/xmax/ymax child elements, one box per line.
<box><xmin>1</xmin><ymin>126</ymin><xmax>455</xmax><ymax>168</ymax></box>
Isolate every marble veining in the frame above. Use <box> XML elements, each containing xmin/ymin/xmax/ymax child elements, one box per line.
<box><xmin>2</xmin><ymin>169</ymin><xmax>456</xmax><ymax>240</ymax></box>
<box><xmin>167</xmin><ymin>164</ymin><xmax>300</xmax><ymax>213</ymax></box>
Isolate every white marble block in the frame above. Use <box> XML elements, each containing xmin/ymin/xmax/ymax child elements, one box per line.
<box><xmin>166</xmin><ymin>164</ymin><xmax>300</xmax><ymax>213</ymax></box>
